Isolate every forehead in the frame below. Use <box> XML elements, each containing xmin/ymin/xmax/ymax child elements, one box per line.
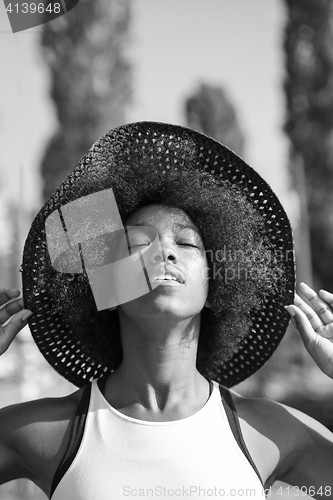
<box><xmin>125</xmin><ymin>204</ymin><xmax>199</xmax><ymax>232</ymax></box>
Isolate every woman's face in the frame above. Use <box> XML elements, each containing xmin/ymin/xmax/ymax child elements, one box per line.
<box><xmin>117</xmin><ymin>203</ymin><xmax>210</xmax><ymax>321</ymax></box>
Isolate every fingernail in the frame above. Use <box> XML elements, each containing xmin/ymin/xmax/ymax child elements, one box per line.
<box><xmin>284</xmin><ymin>305</ymin><xmax>295</xmax><ymax>317</ymax></box>
<box><xmin>22</xmin><ymin>311</ymin><xmax>33</xmax><ymax>321</ymax></box>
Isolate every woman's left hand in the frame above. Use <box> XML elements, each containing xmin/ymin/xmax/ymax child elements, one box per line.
<box><xmin>285</xmin><ymin>282</ymin><xmax>333</xmax><ymax>379</ymax></box>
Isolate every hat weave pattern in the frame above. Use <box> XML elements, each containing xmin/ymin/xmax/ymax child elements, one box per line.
<box><xmin>22</xmin><ymin>122</ymin><xmax>295</xmax><ymax>387</ymax></box>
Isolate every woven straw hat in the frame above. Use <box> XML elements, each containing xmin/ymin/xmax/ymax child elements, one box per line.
<box><xmin>22</xmin><ymin>122</ymin><xmax>295</xmax><ymax>387</ymax></box>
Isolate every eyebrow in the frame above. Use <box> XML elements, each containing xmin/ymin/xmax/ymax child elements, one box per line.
<box><xmin>132</xmin><ymin>221</ymin><xmax>199</xmax><ymax>232</ymax></box>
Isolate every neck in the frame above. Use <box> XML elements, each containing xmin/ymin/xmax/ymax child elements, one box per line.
<box><xmin>108</xmin><ymin>310</ymin><xmax>206</xmax><ymax>413</ymax></box>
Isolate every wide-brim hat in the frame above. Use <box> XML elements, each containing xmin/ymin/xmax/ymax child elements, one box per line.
<box><xmin>22</xmin><ymin>121</ymin><xmax>295</xmax><ymax>388</ymax></box>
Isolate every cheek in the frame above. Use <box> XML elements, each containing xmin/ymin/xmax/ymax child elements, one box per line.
<box><xmin>187</xmin><ymin>260</ymin><xmax>210</xmax><ymax>294</ymax></box>
<box><xmin>202</xmin><ymin>266</ymin><xmax>210</xmax><ymax>297</ymax></box>
<box><xmin>200</xmin><ymin>258</ymin><xmax>211</xmax><ymax>297</ymax></box>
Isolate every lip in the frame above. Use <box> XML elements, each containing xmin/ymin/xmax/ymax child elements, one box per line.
<box><xmin>148</xmin><ymin>264</ymin><xmax>185</xmax><ymax>285</ymax></box>
<box><xmin>152</xmin><ymin>278</ymin><xmax>183</xmax><ymax>286</ymax></box>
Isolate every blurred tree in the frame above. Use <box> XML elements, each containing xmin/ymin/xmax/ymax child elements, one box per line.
<box><xmin>40</xmin><ymin>0</ymin><xmax>132</xmax><ymax>200</ymax></box>
<box><xmin>0</xmin><ymin>3</ymin><xmax>133</xmax><ymax>498</ymax></box>
<box><xmin>284</xmin><ymin>0</ymin><xmax>333</xmax><ymax>291</ymax></box>
<box><xmin>184</xmin><ymin>83</ymin><xmax>245</xmax><ymax>156</ymax></box>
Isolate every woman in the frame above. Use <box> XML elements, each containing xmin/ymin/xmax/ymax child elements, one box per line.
<box><xmin>0</xmin><ymin>122</ymin><xmax>332</xmax><ymax>499</ymax></box>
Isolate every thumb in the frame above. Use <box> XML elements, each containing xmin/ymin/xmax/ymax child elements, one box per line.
<box><xmin>0</xmin><ymin>309</ymin><xmax>31</xmax><ymax>355</ymax></box>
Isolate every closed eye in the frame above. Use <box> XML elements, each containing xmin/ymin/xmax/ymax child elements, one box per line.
<box><xmin>177</xmin><ymin>242</ymin><xmax>198</xmax><ymax>248</ymax></box>
<box><xmin>130</xmin><ymin>241</ymin><xmax>152</xmax><ymax>248</ymax></box>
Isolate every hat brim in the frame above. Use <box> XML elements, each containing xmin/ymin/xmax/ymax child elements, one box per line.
<box><xmin>22</xmin><ymin>122</ymin><xmax>295</xmax><ymax>387</ymax></box>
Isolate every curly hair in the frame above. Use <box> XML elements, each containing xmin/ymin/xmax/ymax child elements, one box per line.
<box><xmin>50</xmin><ymin>162</ymin><xmax>284</xmax><ymax>375</ymax></box>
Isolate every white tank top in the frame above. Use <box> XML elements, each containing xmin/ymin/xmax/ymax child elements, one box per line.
<box><xmin>51</xmin><ymin>379</ymin><xmax>265</xmax><ymax>499</ymax></box>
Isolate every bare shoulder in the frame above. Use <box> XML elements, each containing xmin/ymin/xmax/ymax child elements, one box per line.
<box><xmin>230</xmin><ymin>390</ymin><xmax>307</xmax><ymax>438</ymax></box>
<box><xmin>229</xmin><ymin>390</ymin><xmax>333</xmax><ymax>489</ymax></box>
<box><xmin>0</xmin><ymin>385</ymin><xmax>85</xmax><ymax>496</ymax></box>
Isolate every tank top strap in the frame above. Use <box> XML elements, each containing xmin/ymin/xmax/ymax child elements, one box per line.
<box><xmin>218</xmin><ymin>384</ymin><xmax>263</xmax><ymax>486</ymax></box>
<box><xmin>50</xmin><ymin>382</ymin><xmax>92</xmax><ymax>498</ymax></box>
<box><xmin>50</xmin><ymin>378</ymin><xmax>263</xmax><ymax>498</ymax></box>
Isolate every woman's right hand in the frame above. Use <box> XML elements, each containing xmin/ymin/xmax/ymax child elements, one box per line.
<box><xmin>0</xmin><ymin>288</ymin><xmax>32</xmax><ymax>356</ymax></box>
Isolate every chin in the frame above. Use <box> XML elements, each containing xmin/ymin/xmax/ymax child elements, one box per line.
<box><xmin>120</xmin><ymin>293</ymin><xmax>200</xmax><ymax>319</ymax></box>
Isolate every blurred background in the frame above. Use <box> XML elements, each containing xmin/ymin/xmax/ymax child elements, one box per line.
<box><xmin>0</xmin><ymin>0</ymin><xmax>333</xmax><ymax>498</ymax></box>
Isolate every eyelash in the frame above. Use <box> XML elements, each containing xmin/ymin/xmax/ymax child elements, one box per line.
<box><xmin>130</xmin><ymin>241</ymin><xmax>198</xmax><ymax>248</ymax></box>
<box><xmin>178</xmin><ymin>242</ymin><xmax>198</xmax><ymax>248</ymax></box>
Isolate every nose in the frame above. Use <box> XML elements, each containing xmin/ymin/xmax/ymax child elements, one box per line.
<box><xmin>151</xmin><ymin>240</ymin><xmax>177</xmax><ymax>264</ymax></box>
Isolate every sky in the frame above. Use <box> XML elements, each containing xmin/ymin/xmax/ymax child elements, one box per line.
<box><xmin>0</xmin><ymin>0</ymin><xmax>298</xmax><ymax>219</ymax></box>
<box><xmin>127</xmin><ymin>0</ymin><xmax>295</xmax><ymax>213</ymax></box>
<box><xmin>0</xmin><ymin>0</ymin><xmax>330</xmax><ymax>429</ymax></box>
<box><xmin>1</xmin><ymin>1</ymin><xmax>328</xmax><ymax>422</ymax></box>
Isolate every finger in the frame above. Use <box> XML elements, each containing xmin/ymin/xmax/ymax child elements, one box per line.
<box><xmin>285</xmin><ymin>305</ymin><xmax>333</xmax><ymax>377</ymax></box>
<box><xmin>285</xmin><ymin>305</ymin><xmax>316</xmax><ymax>343</ymax></box>
<box><xmin>0</xmin><ymin>288</ymin><xmax>21</xmax><ymax>307</ymax></box>
<box><xmin>0</xmin><ymin>309</ymin><xmax>32</xmax><ymax>355</ymax></box>
<box><xmin>294</xmin><ymin>293</ymin><xmax>323</xmax><ymax>332</ymax></box>
<box><xmin>318</xmin><ymin>288</ymin><xmax>333</xmax><ymax>308</ymax></box>
<box><xmin>319</xmin><ymin>323</ymin><xmax>333</xmax><ymax>340</ymax></box>
<box><xmin>286</xmin><ymin>304</ymin><xmax>333</xmax><ymax>351</ymax></box>
<box><xmin>299</xmin><ymin>282</ymin><xmax>333</xmax><ymax>324</ymax></box>
<box><xmin>0</xmin><ymin>297</ymin><xmax>24</xmax><ymax>325</ymax></box>
<box><xmin>287</xmin><ymin>303</ymin><xmax>333</xmax><ymax>341</ymax></box>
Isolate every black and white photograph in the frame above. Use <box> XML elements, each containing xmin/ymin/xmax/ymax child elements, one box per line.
<box><xmin>0</xmin><ymin>1</ymin><xmax>332</xmax><ymax>499</ymax></box>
